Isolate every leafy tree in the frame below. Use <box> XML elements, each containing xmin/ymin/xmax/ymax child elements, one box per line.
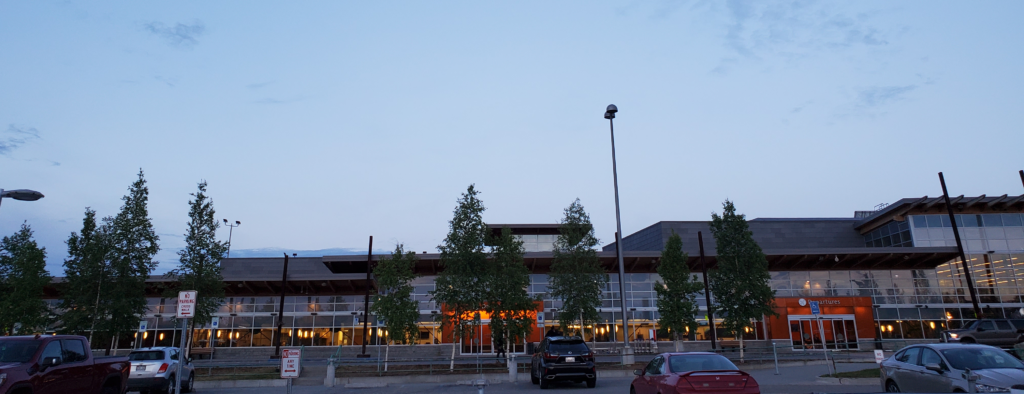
<box><xmin>59</xmin><ymin>208</ymin><xmax>115</xmax><ymax>342</ymax></box>
<box><xmin>164</xmin><ymin>181</ymin><xmax>228</xmax><ymax>353</ymax></box>
<box><xmin>655</xmin><ymin>231</ymin><xmax>703</xmax><ymax>346</ymax></box>
<box><xmin>485</xmin><ymin>227</ymin><xmax>537</xmax><ymax>360</ymax></box>
<box><xmin>105</xmin><ymin>169</ymin><xmax>160</xmax><ymax>352</ymax></box>
<box><xmin>708</xmin><ymin>200</ymin><xmax>776</xmax><ymax>359</ymax></box>
<box><xmin>371</xmin><ymin>243</ymin><xmax>420</xmax><ymax>345</ymax></box>
<box><xmin>549</xmin><ymin>199</ymin><xmax>606</xmax><ymax>335</ymax></box>
<box><xmin>0</xmin><ymin>223</ymin><xmax>53</xmax><ymax>334</ymax></box>
<box><xmin>430</xmin><ymin>185</ymin><xmax>488</xmax><ymax>370</ymax></box>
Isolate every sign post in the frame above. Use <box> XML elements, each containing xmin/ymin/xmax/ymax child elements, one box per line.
<box><xmin>809</xmin><ymin>301</ymin><xmax>833</xmax><ymax>376</ymax></box>
<box><xmin>281</xmin><ymin>348</ymin><xmax>302</xmax><ymax>394</ymax></box>
<box><xmin>175</xmin><ymin>291</ymin><xmax>197</xmax><ymax>394</ymax></box>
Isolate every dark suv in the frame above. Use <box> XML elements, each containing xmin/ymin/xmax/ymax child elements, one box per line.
<box><xmin>530</xmin><ymin>336</ymin><xmax>597</xmax><ymax>389</ymax></box>
<box><xmin>942</xmin><ymin>319</ymin><xmax>1024</xmax><ymax>347</ymax></box>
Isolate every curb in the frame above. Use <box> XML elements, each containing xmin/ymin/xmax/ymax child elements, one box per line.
<box><xmin>815</xmin><ymin>377</ymin><xmax>880</xmax><ymax>385</ymax></box>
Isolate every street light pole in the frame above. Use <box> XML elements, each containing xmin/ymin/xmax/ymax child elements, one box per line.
<box><xmin>605</xmin><ymin>104</ymin><xmax>634</xmax><ymax>365</ymax></box>
<box><xmin>0</xmin><ymin>188</ymin><xmax>45</xmax><ymax>214</ymax></box>
<box><xmin>222</xmin><ymin>219</ymin><xmax>241</xmax><ymax>258</ymax></box>
<box><xmin>273</xmin><ymin>253</ymin><xmax>295</xmax><ymax>358</ymax></box>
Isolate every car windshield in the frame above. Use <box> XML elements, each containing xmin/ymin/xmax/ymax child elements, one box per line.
<box><xmin>941</xmin><ymin>348</ymin><xmax>1024</xmax><ymax>370</ymax></box>
<box><xmin>548</xmin><ymin>341</ymin><xmax>589</xmax><ymax>354</ymax></box>
<box><xmin>669</xmin><ymin>354</ymin><xmax>739</xmax><ymax>373</ymax></box>
<box><xmin>0</xmin><ymin>340</ymin><xmax>42</xmax><ymax>363</ymax></box>
<box><xmin>129</xmin><ymin>351</ymin><xmax>165</xmax><ymax>361</ymax></box>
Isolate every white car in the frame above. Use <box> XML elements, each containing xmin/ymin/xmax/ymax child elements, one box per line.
<box><xmin>126</xmin><ymin>347</ymin><xmax>195</xmax><ymax>394</ymax></box>
<box><xmin>880</xmin><ymin>343</ymin><xmax>1024</xmax><ymax>393</ymax></box>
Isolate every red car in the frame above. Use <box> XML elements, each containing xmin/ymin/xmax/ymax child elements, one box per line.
<box><xmin>631</xmin><ymin>352</ymin><xmax>759</xmax><ymax>394</ymax></box>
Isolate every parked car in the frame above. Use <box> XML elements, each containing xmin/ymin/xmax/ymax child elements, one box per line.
<box><xmin>127</xmin><ymin>347</ymin><xmax>195</xmax><ymax>394</ymax></box>
<box><xmin>942</xmin><ymin>319</ymin><xmax>1024</xmax><ymax>347</ymax></box>
<box><xmin>880</xmin><ymin>343</ymin><xmax>1024</xmax><ymax>392</ymax></box>
<box><xmin>630</xmin><ymin>352</ymin><xmax>760</xmax><ymax>394</ymax></box>
<box><xmin>530</xmin><ymin>336</ymin><xmax>597</xmax><ymax>389</ymax></box>
<box><xmin>0</xmin><ymin>334</ymin><xmax>129</xmax><ymax>394</ymax></box>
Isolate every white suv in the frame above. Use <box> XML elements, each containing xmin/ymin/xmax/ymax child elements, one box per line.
<box><xmin>127</xmin><ymin>347</ymin><xmax>195</xmax><ymax>394</ymax></box>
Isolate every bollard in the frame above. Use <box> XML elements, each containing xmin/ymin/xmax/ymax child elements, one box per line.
<box><xmin>772</xmin><ymin>342</ymin><xmax>779</xmax><ymax>375</ymax></box>
<box><xmin>473</xmin><ymin>378</ymin><xmax>488</xmax><ymax>394</ymax></box>
<box><xmin>325</xmin><ymin>358</ymin><xmax>335</xmax><ymax>387</ymax></box>
<box><xmin>508</xmin><ymin>354</ymin><xmax>517</xmax><ymax>383</ymax></box>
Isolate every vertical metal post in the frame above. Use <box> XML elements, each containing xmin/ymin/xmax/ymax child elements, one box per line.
<box><xmin>698</xmin><ymin>232</ymin><xmax>716</xmax><ymax>350</ymax></box>
<box><xmin>175</xmin><ymin>317</ymin><xmax>188</xmax><ymax>394</ymax></box>
<box><xmin>607</xmin><ymin>104</ymin><xmax>634</xmax><ymax>365</ymax></box>
<box><xmin>772</xmin><ymin>342</ymin><xmax>779</xmax><ymax>375</ymax></box>
<box><xmin>818</xmin><ymin>317</ymin><xmax>832</xmax><ymax>376</ymax></box>
<box><xmin>274</xmin><ymin>253</ymin><xmax>291</xmax><ymax>358</ymax></box>
<box><xmin>939</xmin><ymin>172</ymin><xmax>983</xmax><ymax>319</ymax></box>
<box><xmin>1019</xmin><ymin>170</ymin><xmax>1023</xmax><ymax>190</ymax></box>
<box><xmin>359</xmin><ymin>236</ymin><xmax>374</xmax><ymax>357</ymax></box>
<box><xmin>286</xmin><ymin>376</ymin><xmax>293</xmax><ymax>394</ymax></box>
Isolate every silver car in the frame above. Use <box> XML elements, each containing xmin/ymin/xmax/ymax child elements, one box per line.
<box><xmin>880</xmin><ymin>343</ymin><xmax>1024</xmax><ymax>392</ymax></box>
<box><xmin>127</xmin><ymin>347</ymin><xmax>195</xmax><ymax>394</ymax></box>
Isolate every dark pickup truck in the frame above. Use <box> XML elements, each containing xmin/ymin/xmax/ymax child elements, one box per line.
<box><xmin>0</xmin><ymin>335</ymin><xmax>129</xmax><ymax>394</ymax></box>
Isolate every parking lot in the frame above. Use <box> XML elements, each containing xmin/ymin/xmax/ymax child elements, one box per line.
<box><xmin>187</xmin><ymin>362</ymin><xmax>882</xmax><ymax>394</ymax></box>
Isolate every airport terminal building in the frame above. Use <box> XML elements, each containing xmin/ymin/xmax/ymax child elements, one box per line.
<box><xmin>103</xmin><ymin>194</ymin><xmax>1024</xmax><ymax>354</ymax></box>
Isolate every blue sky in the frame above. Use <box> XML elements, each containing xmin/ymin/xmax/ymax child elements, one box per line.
<box><xmin>2</xmin><ymin>1</ymin><xmax>1022</xmax><ymax>274</ymax></box>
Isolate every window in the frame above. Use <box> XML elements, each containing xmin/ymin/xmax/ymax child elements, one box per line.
<box><xmin>645</xmin><ymin>356</ymin><xmax>664</xmax><ymax>375</ymax></box>
<box><xmin>170</xmin><ymin>349</ymin><xmax>179</xmax><ymax>360</ymax></box>
<box><xmin>668</xmin><ymin>354</ymin><xmax>738</xmax><ymax>373</ymax></box>
<box><xmin>996</xmin><ymin>321</ymin><xmax>1012</xmax><ymax>330</ymax></box>
<box><xmin>60</xmin><ymin>339</ymin><xmax>87</xmax><ymax>363</ymax></box>
<box><xmin>896</xmin><ymin>347</ymin><xmax>920</xmax><ymax>364</ymax></box>
<box><xmin>979</xmin><ymin>321</ymin><xmax>995</xmax><ymax>331</ymax></box>
<box><xmin>919</xmin><ymin>348</ymin><xmax>946</xmax><ymax>370</ymax></box>
<box><xmin>128</xmin><ymin>351</ymin><xmax>164</xmax><ymax>361</ymax></box>
<box><xmin>40</xmin><ymin>341</ymin><xmax>62</xmax><ymax>363</ymax></box>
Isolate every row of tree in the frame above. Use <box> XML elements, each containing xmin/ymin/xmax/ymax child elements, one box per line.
<box><xmin>369</xmin><ymin>185</ymin><xmax>775</xmax><ymax>365</ymax></box>
<box><xmin>0</xmin><ymin>170</ymin><xmax>227</xmax><ymax>352</ymax></box>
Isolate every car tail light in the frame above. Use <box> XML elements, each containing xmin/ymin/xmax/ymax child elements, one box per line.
<box><xmin>543</xmin><ymin>352</ymin><xmax>558</xmax><ymax>361</ymax></box>
<box><xmin>158</xmin><ymin>363</ymin><xmax>169</xmax><ymax>373</ymax></box>
<box><xmin>583</xmin><ymin>352</ymin><xmax>595</xmax><ymax>362</ymax></box>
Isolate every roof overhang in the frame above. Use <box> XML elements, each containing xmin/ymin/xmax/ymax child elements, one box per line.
<box><xmin>324</xmin><ymin>247</ymin><xmax>959</xmax><ymax>274</ymax></box>
<box><xmin>856</xmin><ymin>195</ymin><xmax>1024</xmax><ymax>234</ymax></box>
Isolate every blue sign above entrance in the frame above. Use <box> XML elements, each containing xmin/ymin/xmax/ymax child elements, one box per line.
<box><xmin>809</xmin><ymin>301</ymin><xmax>820</xmax><ymax>315</ymax></box>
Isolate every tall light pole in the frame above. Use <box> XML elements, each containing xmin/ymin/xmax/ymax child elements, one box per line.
<box><xmin>0</xmin><ymin>189</ymin><xmax>44</xmax><ymax>213</ymax></box>
<box><xmin>605</xmin><ymin>104</ymin><xmax>634</xmax><ymax>365</ymax></box>
<box><xmin>222</xmin><ymin>219</ymin><xmax>241</xmax><ymax>258</ymax></box>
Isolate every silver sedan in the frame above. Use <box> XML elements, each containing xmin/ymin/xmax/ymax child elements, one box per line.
<box><xmin>880</xmin><ymin>343</ymin><xmax>1024</xmax><ymax>392</ymax></box>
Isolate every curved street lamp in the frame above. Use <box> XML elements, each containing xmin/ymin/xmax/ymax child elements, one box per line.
<box><xmin>0</xmin><ymin>188</ymin><xmax>45</xmax><ymax>213</ymax></box>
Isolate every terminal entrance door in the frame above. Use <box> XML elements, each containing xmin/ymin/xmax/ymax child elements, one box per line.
<box><xmin>789</xmin><ymin>314</ymin><xmax>858</xmax><ymax>350</ymax></box>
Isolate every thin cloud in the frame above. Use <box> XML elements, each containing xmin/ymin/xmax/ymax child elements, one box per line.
<box><xmin>857</xmin><ymin>85</ymin><xmax>916</xmax><ymax>108</ymax></box>
<box><xmin>246</xmin><ymin>81</ymin><xmax>274</xmax><ymax>89</ymax></box>
<box><xmin>0</xmin><ymin>125</ymin><xmax>41</xmax><ymax>156</ymax></box>
<box><xmin>144</xmin><ymin>21</ymin><xmax>205</xmax><ymax>48</ymax></box>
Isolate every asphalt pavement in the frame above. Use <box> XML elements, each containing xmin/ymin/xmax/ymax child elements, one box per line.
<box><xmin>190</xmin><ymin>362</ymin><xmax>884</xmax><ymax>394</ymax></box>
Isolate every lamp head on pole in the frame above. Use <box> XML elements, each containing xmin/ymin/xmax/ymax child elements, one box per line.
<box><xmin>235</xmin><ymin>220</ymin><xmax>241</xmax><ymax>225</ymax></box>
<box><xmin>223</xmin><ymin>219</ymin><xmax>228</xmax><ymax>224</ymax></box>
<box><xmin>604</xmin><ymin>104</ymin><xmax>618</xmax><ymax>119</ymax></box>
<box><xmin>0</xmin><ymin>189</ymin><xmax>44</xmax><ymax>201</ymax></box>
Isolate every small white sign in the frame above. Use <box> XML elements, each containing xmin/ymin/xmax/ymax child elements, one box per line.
<box><xmin>280</xmin><ymin>349</ymin><xmax>302</xmax><ymax>378</ymax></box>
<box><xmin>874</xmin><ymin>350</ymin><xmax>885</xmax><ymax>364</ymax></box>
<box><xmin>138</xmin><ymin>320</ymin><xmax>148</xmax><ymax>332</ymax></box>
<box><xmin>177</xmin><ymin>290</ymin><xmax>198</xmax><ymax>318</ymax></box>
<box><xmin>210</xmin><ymin>317</ymin><xmax>219</xmax><ymax>329</ymax></box>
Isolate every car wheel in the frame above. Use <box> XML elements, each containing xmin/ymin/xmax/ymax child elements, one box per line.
<box><xmin>531</xmin><ymin>367</ymin><xmax>539</xmax><ymax>384</ymax></box>
<box><xmin>586</xmin><ymin>378</ymin><xmax>596</xmax><ymax>388</ymax></box>
<box><xmin>100</xmin><ymin>385</ymin><xmax>118</xmax><ymax>394</ymax></box>
<box><xmin>630</xmin><ymin>386</ymin><xmax>637</xmax><ymax>394</ymax></box>
<box><xmin>885</xmin><ymin>380</ymin><xmax>900</xmax><ymax>392</ymax></box>
<box><xmin>540</xmin><ymin>377</ymin><xmax>550</xmax><ymax>390</ymax></box>
<box><xmin>161</xmin><ymin>375</ymin><xmax>175</xmax><ymax>394</ymax></box>
<box><xmin>182</xmin><ymin>373</ymin><xmax>194</xmax><ymax>393</ymax></box>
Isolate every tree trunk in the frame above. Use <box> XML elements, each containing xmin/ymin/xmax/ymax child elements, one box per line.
<box><xmin>450</xmin><ymin>330</ymin><xmax>457</xmax><ymax>372</ymax></box>
<box><xmin>89</xmin><ymin>275</ymin><xmax>103</xmax><ymax>343</ymax></box>
<box><xmin>739</xmin><ymin>331</ymin><xmax>744</xmax><ymax>362</ymax></box>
